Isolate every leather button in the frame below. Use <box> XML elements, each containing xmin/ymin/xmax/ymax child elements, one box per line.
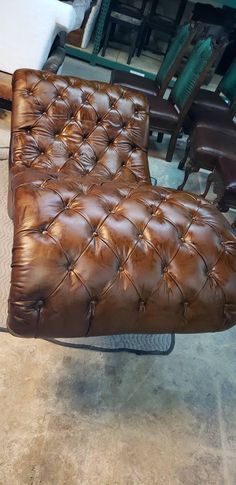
<box><xmin>93</xmin><ymin>232</ymin><xmax>98</xmax><ymax>237</ymax></box>
<box><xmin>138</xmin><ymin>234</ymin><xmax>143</xmax><ymax>239</ymax></box>
<box><xmin>119</xmin><ymin>266</ymin><xmax>124</xmax><ymax>272</ymax></box>
<box><xmin>42</xmin><ymin>230</ymin><xmax>47</xmax><ymax>235</ymax></box>
<box><xmin>36</xmin><ymin>300</ymin><xmax>44</xmax><ymax>309</ymax></box>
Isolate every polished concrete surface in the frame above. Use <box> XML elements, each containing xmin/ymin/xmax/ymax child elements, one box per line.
<box><xmin>0</xmin><ymin>59</ymin><xmax>236</xmax><ymax>484</ymax></box>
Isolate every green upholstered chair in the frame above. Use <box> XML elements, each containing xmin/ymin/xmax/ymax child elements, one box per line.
<box><xmin>110</xmin><ymin>22</ymin><xmax>196</xmax><ymax>98</ymax></box>
<box><xmin>149</xmin><ymin>36</ymin><xmax>226</xmax><ymax>162</ymax></box>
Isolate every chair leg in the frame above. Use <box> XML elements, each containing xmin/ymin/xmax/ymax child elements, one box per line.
<box><xmin>128</xmin><ymin>30</ymin><xmax>138</xmax><ymax>65</ymax></box>
<box><xmin>166</xmin><ymin>132</ymin><xmax>178</xmax><ymax>162</ymax></box>
<box><xmin>145</xmin><ymin>26</ymin><xmax>152</xmax><ymax>48</ymax></box>
<box><xmin>101</xmin><ymin>20</ymin><xmax>113</xmax><ymax>57</ymax></box>
<box><xmin>157</xmin><ymin>132</ymin><xmax>164</xmax><ymax>143</ymax></box>
<box><xmin>178</xmin><ymin>137</ymin><xmax>190</xmax><ymax>170</ymax></box>
<box><xmin>177</xmin><ymin>159</ymin><xmax>196</xmax><ymax>191</ymax></box>
<box><xmin>201</xmin><ymin>171</ymin><xmax>214</xmax><ymax>198</ymax></box>
<box><xmin>137</xmin><ymin>24</ymin><xmax>147</xmax><ymax>57</ymax></box>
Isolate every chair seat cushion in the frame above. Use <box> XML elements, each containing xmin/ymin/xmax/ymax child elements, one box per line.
<box><xmin>111</xmin><ymin>70</ymin><xmax>158</xmax><ymax>97</ymax></box>
<box><xmin>192</xmin><ymin>125</ymin><xmax>236</xmax><ymax>171</ymax></box>
<box><xmin>189</xmin><ymin>106</ymin><xmax>236</xmax><ymax>135</ymax></box>
<box><xmin>191</xmin><ymin>88</ymin><xmax>229</xmax><ymax>113</ymax></box>
<box><xmin>149</xmin><ymin>96</ymin><xmax>178</xmax><ymax>131</ymax></box>
<box><xmin>217</xmin><ymin>157</ymin><xmax>236</xmax><ymax>195</ymax></box>
<box><xmin>8</xmin><ymin>178</ymin><xmax>236</xmax><ymax>338</ymax></box>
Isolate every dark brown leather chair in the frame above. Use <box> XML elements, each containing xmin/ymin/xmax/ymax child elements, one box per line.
<box><xmin>7</xmin><ymin>69</ymin><xmax>236</xmax><ymax>339</ymax></box>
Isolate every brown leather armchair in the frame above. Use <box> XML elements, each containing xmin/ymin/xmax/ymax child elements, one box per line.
<box><xmin>7</xmin><ymin>69</ymin><xmax>236</xmax><ymax>339</ymax></box>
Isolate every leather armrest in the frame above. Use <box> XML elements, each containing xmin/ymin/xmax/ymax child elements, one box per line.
<box><xmin>42</xmin><ymin>45</ymin><xmax>66</xmax><ymax>73</ymax></box>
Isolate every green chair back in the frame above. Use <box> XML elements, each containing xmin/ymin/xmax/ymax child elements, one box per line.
<box><xmin>218</xmin><ymin>58</ymin><xmax>236</xmax><ymax>104</ymax></box>
<box><xmin>156</xmin><ymin>22</ymin><xmax>195</xmax><ymax>96</ymax></box>
<box><xmin>171</xmin><ymin>37</ymin><xmax>216</xmax><ymax>112</ymax></box>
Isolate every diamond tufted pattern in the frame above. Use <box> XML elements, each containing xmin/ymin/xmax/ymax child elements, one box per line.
<box><xmin>7</xmin><ymin>69</ymin><xmax>236</xmax><ymax>338</ymax></box>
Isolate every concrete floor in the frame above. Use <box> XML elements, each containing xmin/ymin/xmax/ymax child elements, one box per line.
<box><xmin>0</xmin><ymin>59</ymin><xmax>236</xmax><ymax>484</ymax></box>
<box><xmin>0</xmin><ymin>325</ymin><xmax>236</xmax><ymax>484</ymax></box>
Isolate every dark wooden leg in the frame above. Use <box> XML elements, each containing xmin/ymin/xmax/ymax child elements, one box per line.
<box><xmin>145</xmin><ymin>26</ymin><xmax>152</xmax><ymax>48</ymax></box>
<box><xmin>137</xmin><ymin>24</ymin><xmax>147</xmax><ymax>57</ymax></box>
<box><xmin>157</xmin><ymin>132</ymin><xmax>164</xmax><ymax>143</ymax></box>
<box><xmin>201</xmin><ymin>171</ymin><xmax>214</xmax><ymax>198</ymax></box>
<box><xmin>128</xmin><ymin>29</ymin><xmax>138</xmax><ymax>65</ymax></box>
<box><xmin>101</xmin><ymin>20</ymin><xmax>113</xmax><ymax>57</ymax></box>
<box><xmin>178</xmin><ymin>159</ymin><xmax>196</xmax><ymax>191</ymax></box>
<box><xmin>166</xmin><ymin>132</ymin><xmax>178</xmax><ymax>162</ymax></box>
<box><xmin>178</xmin><ymin>137</ymin><xmax>190</xmax><ymax>170</ymax></box>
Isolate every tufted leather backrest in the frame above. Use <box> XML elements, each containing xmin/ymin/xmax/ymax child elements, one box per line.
<box><xmin>10</xmin><ymin>69</ymin><xmax>150</xmax><ymax>186</ymax></box>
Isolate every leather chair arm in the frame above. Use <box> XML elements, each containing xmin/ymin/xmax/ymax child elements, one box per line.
<box><xmin>42</xmin><ymin>45</ymin><xmax>66</xmax><ymax>73</ymax></box>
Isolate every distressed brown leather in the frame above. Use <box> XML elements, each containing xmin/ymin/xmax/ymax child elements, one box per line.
<box><xmin>8</xmin><ymin>69</ymin><xmax>236</xmax><ymax>338</ymax></box>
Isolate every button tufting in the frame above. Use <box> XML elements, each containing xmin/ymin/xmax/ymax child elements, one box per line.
<box><xmin>36</xmin><ymin>300</ymin><xmax>44</xmax><ymax>309</ymax></box>
<box><xmin>93</xmin><ymin>231</ymin><xmax>98</xmax><ymax>237</ymax></box>
<box><xmin>138</xmin><ymin>234</ymin><xmax>143</xmax><ymax>239</ymax></box>
<box><xmin>119</xmin><ymin>266</ymin><xmax>124</xmax><ymax>272</ymax></box>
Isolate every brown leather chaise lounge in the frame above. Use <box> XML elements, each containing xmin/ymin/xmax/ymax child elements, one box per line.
<box><xmin>7</xmin><ymin>69</ymin><xmax>236</xmax><ymax>339</ymax></box>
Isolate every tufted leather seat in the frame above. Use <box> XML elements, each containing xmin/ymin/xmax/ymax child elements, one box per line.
<box><xmin>7</xmin><ymin>69</ymin><xmax>236</xmax><ymax>338</ymax></box>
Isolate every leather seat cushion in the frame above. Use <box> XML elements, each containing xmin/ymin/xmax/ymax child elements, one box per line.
<box><xmin>111</xmin><ymin>70</ymin><xmax>158</xmax><ymax>97</ymax></box>
<box><xmin>190</xmin><ymin>107</ymin><xmax>236</xmax><ymax>136</ymax></box>
<box><xmin>8</xmin><ymin>177</ymin><xmax>236</xmax><ymax>338</ymax></box>
<box><xmin>217</xmin><ymin>157</ymin><xmax>236</xmax><ymax>195</ymax></box>
<box><xmin>191</xmin><ymin>88</ymin><xmax>229</xmax><ymax>113</ymax></box>
<box><xmin>149</xmin><ymin>96</ymin><xmax>178</xmax><ymax>131</ymax></box>
<box><xmin>192</xmin><ymin>125</ymin><xmax>236</xmax><ymax>172</ymax></box>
